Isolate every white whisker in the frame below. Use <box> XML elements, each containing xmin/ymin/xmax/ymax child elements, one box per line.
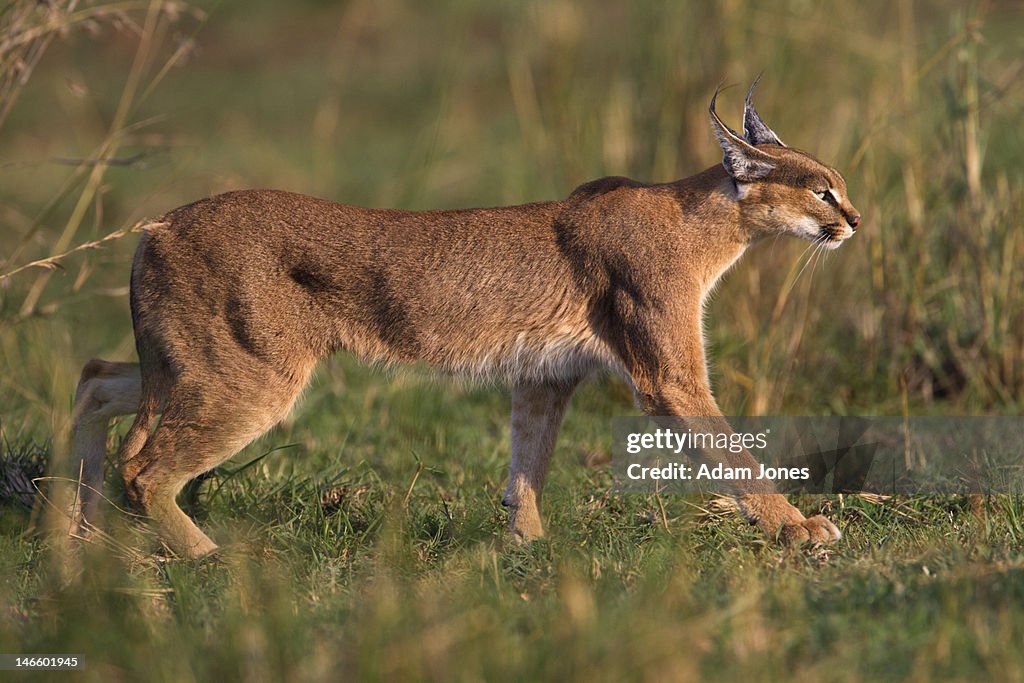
<box><xmin>786</xmin><ymin>236</ymin><xmax>821</xmax><ymax>295</ymax></box>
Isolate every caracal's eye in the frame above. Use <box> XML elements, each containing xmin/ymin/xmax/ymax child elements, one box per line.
<box><xmin>816</xmin><ymin>190</ymin><xmax>830</xmax><ymax>201</ymax></box>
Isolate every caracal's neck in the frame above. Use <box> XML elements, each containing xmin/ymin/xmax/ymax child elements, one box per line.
<box><xmin>668</xmin><ymin>165</ymin><xmax>753</xmax><ymax>294</ymax></box>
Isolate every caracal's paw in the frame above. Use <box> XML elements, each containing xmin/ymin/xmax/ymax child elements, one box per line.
<box><xmin>505</xmin><ymin>505</ymin><xmax>545</xmax><ymax>545</ymax></box>
<box><xmin>508</xmin><ymin>520</ymin><xmax>545</xmax><ymax>545</ymax></box>
<box><xmin>778</xmin><ymin>514</ymin><xmax>841</xmax><ymax>546</ymax></box>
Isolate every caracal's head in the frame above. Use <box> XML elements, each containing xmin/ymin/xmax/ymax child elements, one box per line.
<box><xmin>709</xmin><ymin>79</ymin><xmax>861</xmax><ymax>250</ymax></box>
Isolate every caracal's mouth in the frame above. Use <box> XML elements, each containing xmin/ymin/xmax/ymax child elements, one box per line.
<box><xmin>818</xmin><ymin>223</ymin><xmax>853</xmax><ymax>250</ymax></box>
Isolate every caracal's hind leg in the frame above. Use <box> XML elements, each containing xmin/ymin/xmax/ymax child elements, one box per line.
<box><xmin>69</xmin><ymin>360</ymin><xmax>142</xmax><ymax>533</ymax></box>
<box><xmin>503</xmin><ymin>379</ymin><xmax>579</xmax><ymax>542</ymax></box>
<box><xmin>120</xmin><ymin>364</ymin><xmax>313</xmax><ymax>559</ymax></box>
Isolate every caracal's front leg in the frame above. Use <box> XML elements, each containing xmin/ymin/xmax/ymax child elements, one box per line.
<box><xmin>643</xmin><ymin>383</ymin><xmax>839</xmax><ymax>544</ymax></box>
<box><xmin>615</xmin><ymin>304</ymin><xmax>841</xmax><ymax>545</ymax></box>
<box><xmin>503</xmin><ymin>380</ymin><xmax>579</xmax><ymax>542</ymax></box>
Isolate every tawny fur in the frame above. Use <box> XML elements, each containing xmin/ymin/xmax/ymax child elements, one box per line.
<box><xmin>70</xmin><ymin>84</ymin><xmax>859</xmax><ymax>558</ymax></box>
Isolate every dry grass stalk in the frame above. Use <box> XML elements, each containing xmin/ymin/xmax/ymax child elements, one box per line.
<box><xmin>0</xmin><ymin>1</ymin><xmax>79</xmax><ymax>132</ymax></box>
<box><xmin>0</xmin><ymin>0</ymin><xmax>203</xmax><ymax>319</ymax></box>
<box><xmin>0</xmin><ymin>218</ymin><xmax>159</xmax><ymax>284</ymax></box>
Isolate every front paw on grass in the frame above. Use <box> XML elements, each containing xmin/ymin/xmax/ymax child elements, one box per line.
<box><xmin>778</xmin><ymin>515</ymin><xmax>841</xmax><ymax>546</ymax></box>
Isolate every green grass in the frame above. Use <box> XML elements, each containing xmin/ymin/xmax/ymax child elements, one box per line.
<box><xmin>2</xmin><ymin>374</ymin><xmax>1024</xmax><ymax>681</ymax></box>
<box><xmin>1</xmin><ymin>0</ymin><xmax>1023</xmax><ymax>680</ymax></box>
<box><xmin>2</xmin><ymin>361</ymin><xmax>1024</xmax><ymax>681</ymax></box>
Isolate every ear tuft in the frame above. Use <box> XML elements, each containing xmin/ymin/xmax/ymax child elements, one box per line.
<box><xmin>742</xmin><ymin>75</ymin><xmax>786</xmax><ymax>147</ymax></box>
<box><xmin>709</xmin><ymin>85</ymin><xmax>777</xmax><ymax>181</ymax></box>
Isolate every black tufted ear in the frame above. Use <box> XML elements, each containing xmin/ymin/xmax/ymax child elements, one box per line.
<box><xmin>742</xmin><ymin>75</ymin><xmax>786</xmax><ymax>147</ymax></box>
<box><xmin>709</xmin><ymin>85</ymin><xmax>777</xmax><ymax>181</ymax></box>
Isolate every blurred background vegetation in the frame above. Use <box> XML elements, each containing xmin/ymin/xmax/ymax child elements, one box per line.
<box><xmin>1</xmin><ymin>1</ymin><xmax>1023</xmax><ymax>680</ymax></box>
<box><xmin>2</xmin><ymin>0</ymin><xmax>1022</xmax><ymax>430</ymax></box>
<box><xmin>2</xmin><ymin>0</ymin><xmax>1023</xmax><ymax>429</ymax></box>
